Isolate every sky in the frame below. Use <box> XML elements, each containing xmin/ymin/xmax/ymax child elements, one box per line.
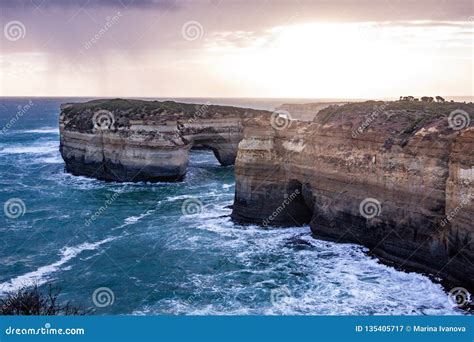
<box><xmin>0</xmin><ymin>0</ymin><xmax>472</xmax><ymax>98</ymax></box>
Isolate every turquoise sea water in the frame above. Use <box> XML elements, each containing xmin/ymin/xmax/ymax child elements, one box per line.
<box><xmin>0</xmin><ymin>97</ymin><xmax>465</xmax><ymax>315</ymax></box>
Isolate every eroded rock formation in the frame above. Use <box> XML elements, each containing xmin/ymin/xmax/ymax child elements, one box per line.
<box><xmin>232</xmin><ymin>101</ymin><xmax>474</xmax><ymax>292</ymax></box>
<box><xmin>59</xmin><ymin>99</ymin><xmax>268</xmax><ymax>182</ymax></box>
<box><xmin>60</xmin><ymin>98</ymin><xmax>473</xmax><ymax>292</ymax></box>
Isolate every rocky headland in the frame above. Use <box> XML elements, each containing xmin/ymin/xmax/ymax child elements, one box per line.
<box><xmin>59</xmin><ymin>98</ymin><xmax>268</xmax><ymax>182</ymax></box>
<box><xmin>232</xmin><ymin>100</ymin><xmax>473</xmax><ymax>293</ymax></box>
<box><xmin>60</xmin><ymin>98</ymin><xmax>473</xmax><ymax>293</ymax></box>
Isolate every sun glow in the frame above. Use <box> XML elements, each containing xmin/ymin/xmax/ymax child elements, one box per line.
<box><xmin>205</xmin><ymin>22</ymin><xmax>472</xmax><ymax>98</ymax></box>
<box><xmin>0</xmin><ymin>19</ymin><xmax>471</xmax><ymax>98</ymax></box>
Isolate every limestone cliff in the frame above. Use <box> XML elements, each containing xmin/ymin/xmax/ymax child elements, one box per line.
<box><xmin>59</xmin><ymin>99</ymin><xmax>268</xmax><ymax>182</ymax></box>
<box><xmin>232</xmin><ymin>101</ymin><xmax>473</xmax><ymax>292</ymax></box>
<box><xmin>60</xmin><ymin>98</ymin><xmax>473</xmax><ymax>293</ymax></box>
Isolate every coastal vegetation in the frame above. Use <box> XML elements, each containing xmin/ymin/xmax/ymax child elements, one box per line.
<box><xmin>0</xmin><ymin>285</ymin><xmax>85</xmax><ymax>316</ymax></box>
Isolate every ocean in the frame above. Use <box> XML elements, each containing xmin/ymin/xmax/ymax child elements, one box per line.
<box><xmin>0</xmin><ymin>97</ymin><xmax>464</xmax><ymax>315</ymax></box>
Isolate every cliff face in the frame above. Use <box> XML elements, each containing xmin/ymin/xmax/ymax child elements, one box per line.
<box><xmin>59</xmin><ymin>99</ymin><xmax>268</xmax><ymax>182</ymax></box>
<box><xmin>232</xmin><ymin>101</ymin><xmax>473</xmax><ymax>291</ymax></box>
<box><xmin>61</xmin><ymin>98</ymin><xmax>473</xmax><ymax>291</ymax></box>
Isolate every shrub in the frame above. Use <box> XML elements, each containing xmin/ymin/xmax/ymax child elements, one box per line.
<box><xmin>0</xmin><ymin>284</ymin><xmax>86</xmax><ymax>315</ymax></box>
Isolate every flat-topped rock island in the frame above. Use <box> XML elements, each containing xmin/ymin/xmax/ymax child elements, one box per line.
<box><xmin>59</xmin><ymin>99</ymin><xmax>269</xmax><ymax>182</ymax></box>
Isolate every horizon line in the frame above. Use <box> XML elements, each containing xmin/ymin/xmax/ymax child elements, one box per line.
<box><xmin>1</xmin><ymin>95</ymin><xmax>473</xmax><ymax>100</ymax></box>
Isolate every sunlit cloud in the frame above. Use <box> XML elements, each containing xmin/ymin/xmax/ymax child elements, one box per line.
<box><xmin>0</xmin><ymin>1</ymin><xmax>472</xmax><ymax>97</ymax></box>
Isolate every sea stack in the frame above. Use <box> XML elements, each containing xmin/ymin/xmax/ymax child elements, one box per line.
<box><xmin>59</xmin><ymin>98</ymin><xmax>269</xmax><ymax>182</ymax></box>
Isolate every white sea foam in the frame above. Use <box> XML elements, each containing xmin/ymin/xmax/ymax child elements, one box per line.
<box><xmin>113</xmin><ymin>210</ymin><xmax>156</xmax><ymax>230</ymax></box>
<box><xmin>38</xmin><ymin>155</ymin><xmax>63</xmax><ymax>164</ymax></box>
<box><xmin>0</xmin><ymin>237</ymin><xmax>115</xmax><ymax>294</ymax></box>
<box><xmin>143</xmin><ymin>212</ymin><xmax>461</xmax><ymax>315</ymax></box>
<box><xmin>0</xmin><ymin>141</ymin><xmax>58</xmax><ymax>155</ymax></box>
<box><xmin>55</xmin><ymin>173</ymin><xmax>105</xmax><ymax>190</ymax></box>
<box><xmin>124</xmin><ymin>213</ymin><xmax>150</xmax><ymax>224</ymax></box>
<box><xmin>165</xmin><ymin>195</ymin><xmax>195</xmax><ymax>202</ymax></box>
<box><xmin>22</xmin><ymin>127</ymin><xmax>59</xmax><ymax>134</ymax></box>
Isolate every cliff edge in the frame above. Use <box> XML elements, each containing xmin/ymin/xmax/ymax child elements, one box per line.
<box><xmin>59</xmin><ymin>98</ymin><xmax>473</xmax><ymax>293</ymax></box>
<box><xmin>232</xmin><ymin>100</ymin><xmax>473</xmax><ymax>292</ymax></box>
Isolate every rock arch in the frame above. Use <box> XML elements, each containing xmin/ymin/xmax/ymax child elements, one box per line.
<box><xmin>59</xmin><ymin>99</ymin><xmax>269</xmax><ymax>182</ymax></box>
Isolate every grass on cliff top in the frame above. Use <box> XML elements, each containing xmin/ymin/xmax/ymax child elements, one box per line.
<box><xmin>62</xmin><ymin>98</ymin><xmax>266</xmax><ymax>117</ymax></box>
<box><xmin>63</xmin><ymin>98</ymin><xmax>199</xmax><ymax>115</ymax></box>
<box><xmin>316</xmin><ymin>100</ymin><xmax>473</xmax><ymax>125</ymax></box>
<box><xmin>61</xmin><ymin>98</ymin><xmax>272</xmax><ymax>133</ymax></box>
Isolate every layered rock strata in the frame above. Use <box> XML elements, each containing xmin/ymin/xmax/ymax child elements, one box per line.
<box><xmin>60</xmin><ymin>98</ymin><xmax>473</xmax><ymax>292</ymax></box>
<box><xmin>59</xmin><ymin>99</ymin><xmax>268</xmax><ymax>182</ymax></box>
<box><xmin>232</xmin><ymin>101</ymin><xmax>474</xmax><ymax>292</ymax></box>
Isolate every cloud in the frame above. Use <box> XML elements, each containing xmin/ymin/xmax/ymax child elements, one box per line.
<box><xmin>1</xmin><ymin>0</ymin><xmax>179</xmax><ymax>9</ymax></box>
<box><xmin>1</xmin><ymin>1</ymin><xmax>471</xmax><ymax>58</ymax></box>
<box><xmin>1</xmin><ymin>0</ymin><xmax>472</xmax><ymax>97</ymax></box>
